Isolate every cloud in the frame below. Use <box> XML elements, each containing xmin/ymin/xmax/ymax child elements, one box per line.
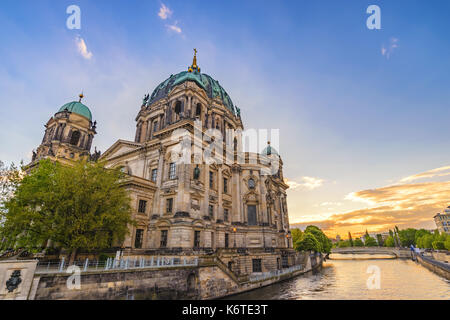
<box><xmin>166</xmin><ymin>23</ymin><xmax>182</xmax><ymax>34</ymax></box>
<box><xmin>318</xmin><ymin>202</ymin><xmax>343</xmax><ymax>207</ymax></box>
<box><xmin>158</xmin><ymin>4</ymin><xmax>173</xmax><ymax>20</ymax></box>
<box><xmin>381</xmin><ymin>37</ymin><xmax>399</xmax><ymax>59</ymax></box>
<box><xmin>75</xmin><ymin>36</ymin><xmax>93</xmax><ymax>60</ymax></box>
<box><xmin>400</xmin><ymin>165</ymin><xmax>450</xmax><ymax>183</ymax></box>
<box><xmin>286</xmin><ymin>176</ymin><xmax>324</xmax><ymax>190</ymax></box>
<box><xmin>296</xmin><ymin>180</ymin><xmax>450</xmax><ymax>237</ymax></box>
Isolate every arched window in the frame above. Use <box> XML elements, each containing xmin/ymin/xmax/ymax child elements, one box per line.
<box><xmin>233</xmin><ymin>137</ymin><xmax>238</xmax><ymax>152</ymax></box>
<box><xmin>153</xmin><ymin>121</ymin><xmax>158</xmax><ymax>132</ymax></box>
<box><xmin>195</xmin><ymin>103</ymin><xmax>201</xmax><ymax>116</ymax></box>
<box><xmin>247</xmin><ymin>205</ymin><xmax>257</xmax><ymax>226</ymax></box>
<box><xmin>70</xmin><ymin>131</ymin><xmax>81</xmax><ymax>146</ymax></box>
<box><xmin>175</xmin><ymin>101</ymin><xmax>182</xmax><ymax>114</ymax></box>
<box><xmin>248</xmin><ymin>178</ymin><xmax>255</xmax><ymax>189</ymax></box>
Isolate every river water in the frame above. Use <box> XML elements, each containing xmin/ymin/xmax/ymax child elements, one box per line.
<box><xmin>228</xmin><ymin>254</ymin><xmax>450</xmax><ymax>300</ymax></box>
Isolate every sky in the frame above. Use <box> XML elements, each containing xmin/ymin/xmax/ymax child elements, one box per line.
<box><xmin>1</xmin><ymin>0</ymin><xmax>450</xmax><ymax>239</ymax></box>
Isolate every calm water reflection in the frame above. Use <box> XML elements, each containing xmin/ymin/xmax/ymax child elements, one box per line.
<box><xmin>228</xmin><ymin>255</ymin><xmax>450</xmax><ymax>300</ymax></box>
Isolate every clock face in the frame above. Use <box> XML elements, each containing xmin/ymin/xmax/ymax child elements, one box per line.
<box><xmin>248</xmin><ymin>178</ymin><xmax>255</xmax><ymax>189</ymax></box>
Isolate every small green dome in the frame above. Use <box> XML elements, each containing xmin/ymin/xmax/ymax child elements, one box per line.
<box><xmin>58</xmin><ymin>101</ymin><xmax>92</xmax><ymax>121</ymax></box>
<box><xmin>261</xmin><ymin>144</ymin><xmax>279</xmax><ymax>156</ymax></box>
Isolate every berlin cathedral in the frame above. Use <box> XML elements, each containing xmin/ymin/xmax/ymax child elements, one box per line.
<box><xmin>29</xmin><ymin>51</ymin><xmax>295</xmax><ymax>275</ymax></box>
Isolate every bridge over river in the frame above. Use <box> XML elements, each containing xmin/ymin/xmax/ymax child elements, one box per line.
<box><xmin>330</xmin><ymin>247</ymin><xmax>412</xmax><ymax>259</ymax></box>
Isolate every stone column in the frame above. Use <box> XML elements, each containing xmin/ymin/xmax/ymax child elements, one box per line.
<box><xmin>278</xmin><ymin>193</ymin><xmax>284</xmax><ymax>230</ymax></box>
<box><xmin>141</xmin><ymin>120</ymin><xmax>148</xmax><ymax>143</ymax></box>
<box><xmin>218</xmin><ymin>167</ymin><xmax>223</xmax><ymax>220</ymax></box>
<box><xmin>257</xmin><ymin>172</ymin><xmax>264</xmax><ymax>224</ymax></box>
<box><xmin>151</xmin><ymin>147</ymin><xmax>165</xmax><ymax>216</ymax></box>
<box><xmin>188</xmin><ymin>95</ymin><xmax>192</xmax><ymax>118</ymax></box>
<box><xmin>175</xmin><ymin>162</ymin><xmax>189</xmax><ymax>213</ymax></box>
<box><xmin>203</xmin><ymin>164</ymin><xmax>210</xmax><ymax>219</ymax></box>
<box><xmin>231</xmin><ymin>166</ymin><xmax>240</xmax><ymax>223</ymax></box>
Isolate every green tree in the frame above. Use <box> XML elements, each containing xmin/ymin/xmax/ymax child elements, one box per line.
<box><xmin>295</xmin><ymin>232</ymin><xmax>320</xmax><ymax>252</ymax></box>
<box><xmin>354</xmin><ymin>238</ymin><xmax>364</xmax><ymax>247</ymax></box>
<box><xmin>291</xmin><ymin>228</ymin><xmax>303</xmax><ymax>245</ymax></box>
<box><xmin>338</xmin><ymin>240</ymin><xmax>350</xmax><ymax>248</ymax></box>
<box><xmin>0</xmin><ymin>160</ymin><xmax>22</xmax><ymax>251</ymax></box>
<box><xmin>415</xmin><ymin>229</ymin><xmax>431</xmax><ymax>245</ymax></box>
<box><xmin>398</xmin><ymin>228</ymin><xmax>417</xmax><ymax>247</ymax></box>
<box><xmin>444</xmin><ymin>236</ymin><xmax>450</xmax><ymax>251</ymax></box>
<box><xmin>384</xmin><ymin>236</ymin><xmax>395</xmax><ymax>247</ymax></box>
<box><xmin>364</xmin><ymin>236</ymin><xmax>377</xmax><ymax>247</ymax></box>
<box><xmin>432</xmin><ymin>240</ymin><xmax>445</xmax><ymax>250</ymax></box>
<box><xmin>305</xmin><ymin>225</ymin><xmax>332</xmax><ymax>253</ymax></box>
<box><xmin>0</xmin><ymin>159</ymin><xmax>134</xmax><ymax>263</ymax></box>
<box><xmin>418</xmin><ymin>234</ymin><xmax>434</xmax><ymax>249</ymax></box>
<box><xmin>348</xmin><ymin>232</ymin><xmax>354</xmax><ymax>247</ymax></box>
<box><xmin>376</xmin><ymin>234</ymin><xmax>384</xmax><ymax>247</ymax></box>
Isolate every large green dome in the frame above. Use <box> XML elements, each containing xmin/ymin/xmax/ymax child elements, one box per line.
<box><xmin>148</xmin><ymin>69</ymin><xmax>237</xmax><ymax>116</ymax></box>
<box><xmin>58</xmin><ymin>101</ymin><xmax>92</xmax><ymax>121</ymax></box>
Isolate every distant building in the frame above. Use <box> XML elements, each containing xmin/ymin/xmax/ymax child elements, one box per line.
<box><xmin>336</xmin><ymin>235</ymin><xmax>341</xmax><ymax>242</ymax></box>
<box><xmin>434</xmin><ymin>206</ymin><xmax>450</xmax><ymax>234</ymax></box>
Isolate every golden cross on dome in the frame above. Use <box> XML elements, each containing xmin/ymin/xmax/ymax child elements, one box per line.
<box><xmin>78</xmin><ymin>91</ymin><xmax>84</xmax><ymax>102</ymax></box>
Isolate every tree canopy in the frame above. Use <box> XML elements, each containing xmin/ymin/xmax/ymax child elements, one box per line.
<box><xmin>291</xmin><ymin>228</ymin><xmax>303</xmax><ymax>245</ymax></box>
<box><xmin>354</xmin><ymin>238</ymin><xmax>364</xmax><ymax>247</ymax></box>
<box><xmin>293</xmin><ymin>225</ymin><xmax>331</xmax><ymax>253</ymax></box>
<box><xmin>364</xmin><ymin>236</ymin><xmax>377</xmax><ymax>247</ymax></box>
<box><xmin>384</xmin><ymin>236</ymin><xmax>395</xmax><ymax>247</ymax></box>
<box><xmin>0</xmin><ymin>159</ymin><xmax>134</xmax><ymax>258</ymax></box>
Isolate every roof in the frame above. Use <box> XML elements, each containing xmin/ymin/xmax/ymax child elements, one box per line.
<box><xmin>58</xmin><ymin>101</ymin><xmax>92</xmax><ymax>121</ymax></box>
<box><xmin>146</xmin><ymin>55</ymin><xmax>238</xmax><ymax>116</ymax></box>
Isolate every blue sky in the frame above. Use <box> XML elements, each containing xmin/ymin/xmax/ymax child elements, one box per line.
<box><xmin>1</xmin><ymin>0</ymin><xmax>450</xmax><ymax>237</ymax></box>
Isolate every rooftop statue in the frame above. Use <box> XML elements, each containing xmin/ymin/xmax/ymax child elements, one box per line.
<box><xmin>142</xmin><ymin>93</ymin><xmax>149</xmax><ymax>106</ymax></box>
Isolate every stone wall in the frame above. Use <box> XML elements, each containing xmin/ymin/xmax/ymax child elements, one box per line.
<box><xmin>198</xmin><ymin>266</ymin><xmax>239</xmax><ymax>299</ymax></box>
<box><xmin>0</xmin><ymin>260</ymin><xmax>38</xmax><ymax>300</ymax></box>
<box><xmin>431</xmin><ymin>251</ymin><xmax>450</xmax><ymax>264</ymax></box>
<box><xmin>1</xmin><ymin>250</ymin><xmax>321</xmax><ymax>300</ymax></box>
<box><xmin>416</xmin><ymin>255</ymin><xmax>450</xmax><ymax>281</ymax></box>
<box><xmin>34</xmin><ymin>266</ymin><xmax>200</xmax><ymax>300</ymax></box>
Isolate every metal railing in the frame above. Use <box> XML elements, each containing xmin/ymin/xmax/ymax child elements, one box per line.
<box><xmin>35</xmin><ymin>256</ymin><xmax>198</xmax><ymax>274</ymax></box>
<box><xmin>249</xmin><ymin>264</ymin><xmax>304</xmax><ymax>282</ymax></box>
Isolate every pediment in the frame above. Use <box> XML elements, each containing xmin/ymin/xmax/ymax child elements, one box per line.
<box><xmin>100</xmin><ymin>140</ymin><xmax>142</xmax><ymax>161</ymax></box>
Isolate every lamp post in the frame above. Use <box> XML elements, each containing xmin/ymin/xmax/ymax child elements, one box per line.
<box><xmin>233</xmin><ymin>227</ymin><xmax>237</xmax><ymax>248</ymax></box>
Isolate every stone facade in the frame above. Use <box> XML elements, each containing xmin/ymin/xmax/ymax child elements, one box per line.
<box><xmin>27</xmin><ymin>53</ymin><xmax>296</xmax><ymax>280</ymax></box>
<box><xmin>99</xmin><ymin>54</ymin><xmax>294</xmax><ymax>276</ymax></box>
<box><xmin>434</xmin><ymin>206</ymin><xmax>450</xmax><ymax>234</ymax></box>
